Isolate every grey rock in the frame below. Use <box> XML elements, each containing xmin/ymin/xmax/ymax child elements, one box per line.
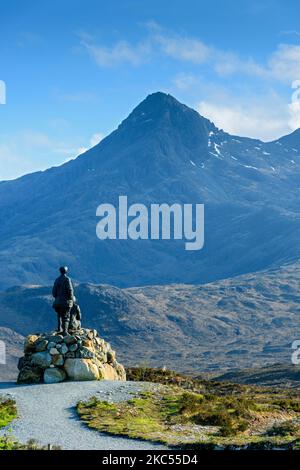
<box><xmin>17</xmin><ymin>366</ymin><xmax>43</xmax><ymax>384</ymax></box>
<box><xmin>35</xmin><ymin>339</ymin><xmax>48</xmax><ymax>352</ymax></box>
<box><xmin>60</xmin><ymin>344</ymin><xmax>68</xmax><ymax>354</ymax></box>
<box><xmin>64</xmin><ymin>358</ymin><xmax>99</xmax><ymax>380</ymax></box>
<box><xmin>97</xmin><ymin>352</ymin><xmax>107</xmax><ymax>362</ymax></box>
<box><xmin>65</xmin><ymin>352</ymin><xmax>75</xmax><ymax>358</ymax></box>
<box><xmin>49</xmin><ymin>347</ymin><xmax>59</xmax><ymax>355</ymax></box>
<box><xmin>107</xmin><ymin>351</ymin><xmax>116</xmax><ymax>363</ymax></box>
<box><xmin>44</xmin><ymin>367</ymin><xmax>66</xmax><ymax>384</ymax></box>
<box><xmin>17</xmin><ymin>328</ymin><xmax>126</xmax><ymax>383</ymax></box>
<box><xmin>51</xmin><ymin>335</ymin><xmax>64</xmax><ymax>344</ymax></box>
<box><xmin>64</xmin><ymin>335</ymin><xmax>77</xmax><ymax>345</ymax></box>
<box><xmin>87</xmin><ymin>331</ymin><xmax>94</xmax><ymax>340</ymax></box>
<box><xmin>78</xmin><ymin>347</ymin><xmax>94</xmax><ymax>359</ymax></box>
<box><xmin>31</xmin><ymin>352</ymin><xmax>52</xmax><ymax>368</ymax></box>
<box><xmin>52</xmin><ymin>354</ymin><xmax>64</xmax><ymax>366</ymax></box>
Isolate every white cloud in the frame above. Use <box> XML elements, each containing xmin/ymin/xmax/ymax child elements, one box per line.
<box><xmin>79</xmin><ymin>34</ymin><xmax>151</xmax><ymax>67</ymax></box>
<box><xmin>172</xmin><ymin>73</ymin><xmax>201</xmax><ymax>91</ymax></box>
<box><xmin>90</xmin><ymin>132</ymin><xmax>104</xmax><ymax>146</ymax></box>
<box><xmin>0</xmin><ymin>129</ymin><xmax>98</xmax><ymax>180</ymax></box>
<box><xmin>76</xmin><ymin>132</ymin><xmax>105</xmax><ymax>155</ymax></box>
<box><xmin>213</xmin><ymin>52</ymin><xmax>266</xmax><ymax>78</ymax></box>
<box><xmin>78</xmin><ymin>25</ymin><xmax>300</xmax><ymax>85</ymax></box>
<box><xmin>0</xmin><ymin>132</ymin><xmax>55</xmax><ymax>180</ymax></box>
<box><xmin>54</xmin><ymin>90</ymin><xmax>98</xmax><ymax>103</ymax></box>
<box><xmin>267</xmin><ymin>44</ymin><xmax>300</xmax><ymax>83</ymax></box>
<box><xmin>197</xmin><ymin>98</ymin><xmax>290</xmax><ymax>141</ymax></box>
<box><xmin>21</xmin><ymin>130</ymin><xmax>52</xmax><ymax>147</ymax></box>
<box><xmin>288</xmin><ymin>80</ymin><xmax>300</xmax><ymax>129</ymax></box>
<box><xmin>280</xmin><ymin>30</ymin><xmax>300</xmax><ymax>38</ymax></box>
<box><xmin>212</xmin><ymin>43</ymin><xmax>300</xmax><ymax>83</ymax></box>
<box><xmin>154</xmin><ymin>34</ymin><xmax>210</xmax><ymax>64</ymax></box>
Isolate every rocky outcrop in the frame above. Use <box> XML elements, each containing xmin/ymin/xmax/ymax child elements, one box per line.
<box><xmin>17</xmin><ymin>328</ymin><xmax>126</xmax><ymax>384</ymax></box>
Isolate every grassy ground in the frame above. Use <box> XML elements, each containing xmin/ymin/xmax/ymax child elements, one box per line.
<box><xmin>77</xmin><ymin>367</ymin><xmax>300</xmax><ymax>449</ymax></box>
<box><xmin>0</xmin><ymin>398</ymin><xmax>17</xmax><ymax>429</ymax></box>
<box><xmin>0</xmin><ymin>397</ymin><xmax>18</xmax><ymax>450</ymax></box>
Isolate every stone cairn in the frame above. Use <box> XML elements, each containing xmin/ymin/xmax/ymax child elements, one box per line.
<box><xmin>17</xmin><ymin>328</ymin><xmax>126</xmax><ymax>383</ymax></box>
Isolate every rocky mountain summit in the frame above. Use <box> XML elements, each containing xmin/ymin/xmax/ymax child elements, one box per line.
<box><xmin>17</xmin><ymin>328</ymin><xmax>126</xmax><ymax>384</ymax></box>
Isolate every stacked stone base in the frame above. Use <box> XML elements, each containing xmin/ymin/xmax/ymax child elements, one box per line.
<box><xmin>17</xmin><ymin>328</ymin><xmax>126</xmax><ymax>383</ymax></box>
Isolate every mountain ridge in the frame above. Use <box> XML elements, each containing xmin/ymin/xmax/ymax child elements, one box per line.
<box><xmin>3</xmin><ymin>91</ymin><xmax>299</xmax><ymax>183</ymax></box>
<box><xmin>1</xmin><ymin>92</ymin><xmax>300</xmax><ymax>289</ymax></box>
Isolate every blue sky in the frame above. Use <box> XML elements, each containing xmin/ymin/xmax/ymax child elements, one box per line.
<box><xmin>1</xmin><ymin>0</ymin><xmax>300</xmax><ymax>179</ymax></box>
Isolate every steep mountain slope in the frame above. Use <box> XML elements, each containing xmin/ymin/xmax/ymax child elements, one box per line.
<box><xmin>0</xmin><ymin>92</ymin><xmax>300</xmax><ymax>289</ymax></box>
<box><xmin>0</xmin><ymin>261</ymin><xmax>299</xmax><ymax>375</ymax></box>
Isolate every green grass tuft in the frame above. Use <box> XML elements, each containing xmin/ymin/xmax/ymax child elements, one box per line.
<box><xmin>0</xmin><ymin>398</ymin><xmax>17</xmax><ymax>429</ymax></box>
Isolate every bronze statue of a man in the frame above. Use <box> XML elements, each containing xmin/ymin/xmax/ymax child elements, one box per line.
<box><xmin>52</xmin><ymin>266</ymin><xmax>74</xmax><ymax>336</ymax></box>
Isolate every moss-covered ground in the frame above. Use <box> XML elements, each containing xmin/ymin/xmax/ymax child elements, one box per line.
<box><xmin>77</xmin><ymin>367</ymin><xmax>300</xmax><ymax>449</ymax></box>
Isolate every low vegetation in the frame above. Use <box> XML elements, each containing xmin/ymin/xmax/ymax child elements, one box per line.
<box><xmin>77</xmin><ymin>367</ymin><xmax>300</xmax><ymax>449</ymax></box>
<box><xmin>0</xmin><ymin>398</ymin><xmax>18</xmax><ymax>450</ymax></box>
<box><xmin>0</xmin><ymin>398</ymin><xmax>17</xmax><ymax>429</ymax></box>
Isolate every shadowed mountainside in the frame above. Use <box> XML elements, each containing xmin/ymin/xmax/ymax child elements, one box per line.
<box><xmin>1</xmin><ymin>93</ymin><xmax>300</xmax><ymax>289</ymax></box>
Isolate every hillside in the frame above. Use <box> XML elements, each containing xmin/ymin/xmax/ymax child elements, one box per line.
<box><xmin>0</xmin><ymin>327</ymin><xmax>24</xmax><ymax>381</ymax></box>
<box><xmin>213</xmin><ymin>364</ymin><xmax>300</xmax><ymax>388</ymax></box>
<box><xmin>1</xmin><ymin>261</ymin><xmax>300</xmax><ymax>380</ymax></box>
<box><xmin>1</xmin><ymin>93</ymin><xmax>300</xmax><ymax>289</ymax></box>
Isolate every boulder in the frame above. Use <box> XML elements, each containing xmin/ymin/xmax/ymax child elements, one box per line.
<box><xmin>49</xmin><ymin>347</ymin><xmax>59</xmax><ymax>355</ymax></box>
<box><xmin>87</xmin><ymin>330</ymin><xmax>94</xmax><ymax>340</ymax></box>
<box><xmin>52</xmin><ymin>354</ymin><xmax>64</xmax><ymax>366</ymax></box>
<box><xmin>31</xmin><ymin>352</ymin><xmax>52</xmax><ymax>368</ymax></box>
<box><xmin>102</xmin><ymin>363</ymin><xmax>120</xmax><ymax>380</ymax></box>
<box><xmin>64</xmin><ymin>358</ymin><xmax>100</xmax><ymax>381</ymax></box>
<box><xmin>78</xmin><ymin>346</ymin><xmax>94</xmax><ymax>359</ymax></box>
<box><xmin>107</xmin><ymin>350</ymin><xmax>116</xmax><ymax>363</ymax></box>
<box><xmin>50</xmin><ymin>335</ymin><xmax>64</xmax><ymax>344</ymax></box>
<box><xmin>18</xmin><ymin>366</ymin><xmax>43</xmax><ymax>384</ymax></box>
<box><xmin>64</xmin><ymin>335</ymin><xmax>76</xmax><ymax>345</ymax></box>
<box><xmin>60</xmin><ymin>344</ymin><xmax>68</xmax><ymax>355</ymax></box>
<box><xmin>17</xmin><ymin>328</ymin><xmax>126</xmax><ymax>383</ymax></box>
<box><xmin>44</xmin><ymin>367</ymin><xmax>66</xmax><ymax>383</ymax></box>
<box><xmin>35</xmin><ymin>339</ymin><xmax>48</xmax><ymax>352</ymax></box>
<box><xmin>24</xmin><ymin>335</ymin><xmax>39</xmax><ymax>353</ymax></box>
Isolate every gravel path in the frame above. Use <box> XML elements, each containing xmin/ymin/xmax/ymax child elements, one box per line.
<box><xmin>0</xmin><ymin>381</ymin><xmax>167</xmax><ymax>450</ymax></box>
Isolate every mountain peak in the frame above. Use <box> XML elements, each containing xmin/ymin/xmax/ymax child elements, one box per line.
<box><xmin>141</xmin><ymin>91</ymin><xmax>182</xmax><ymax>106</ymax></box>
<box><xmin>129</xmin><ymin>91</ymin><xmax>188</xmax><ymax>118</ymax></box>
<box><xmin>119</xmin><ymin>91</ymin><xmax>216</xmax><ymax>135</ymax></box>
